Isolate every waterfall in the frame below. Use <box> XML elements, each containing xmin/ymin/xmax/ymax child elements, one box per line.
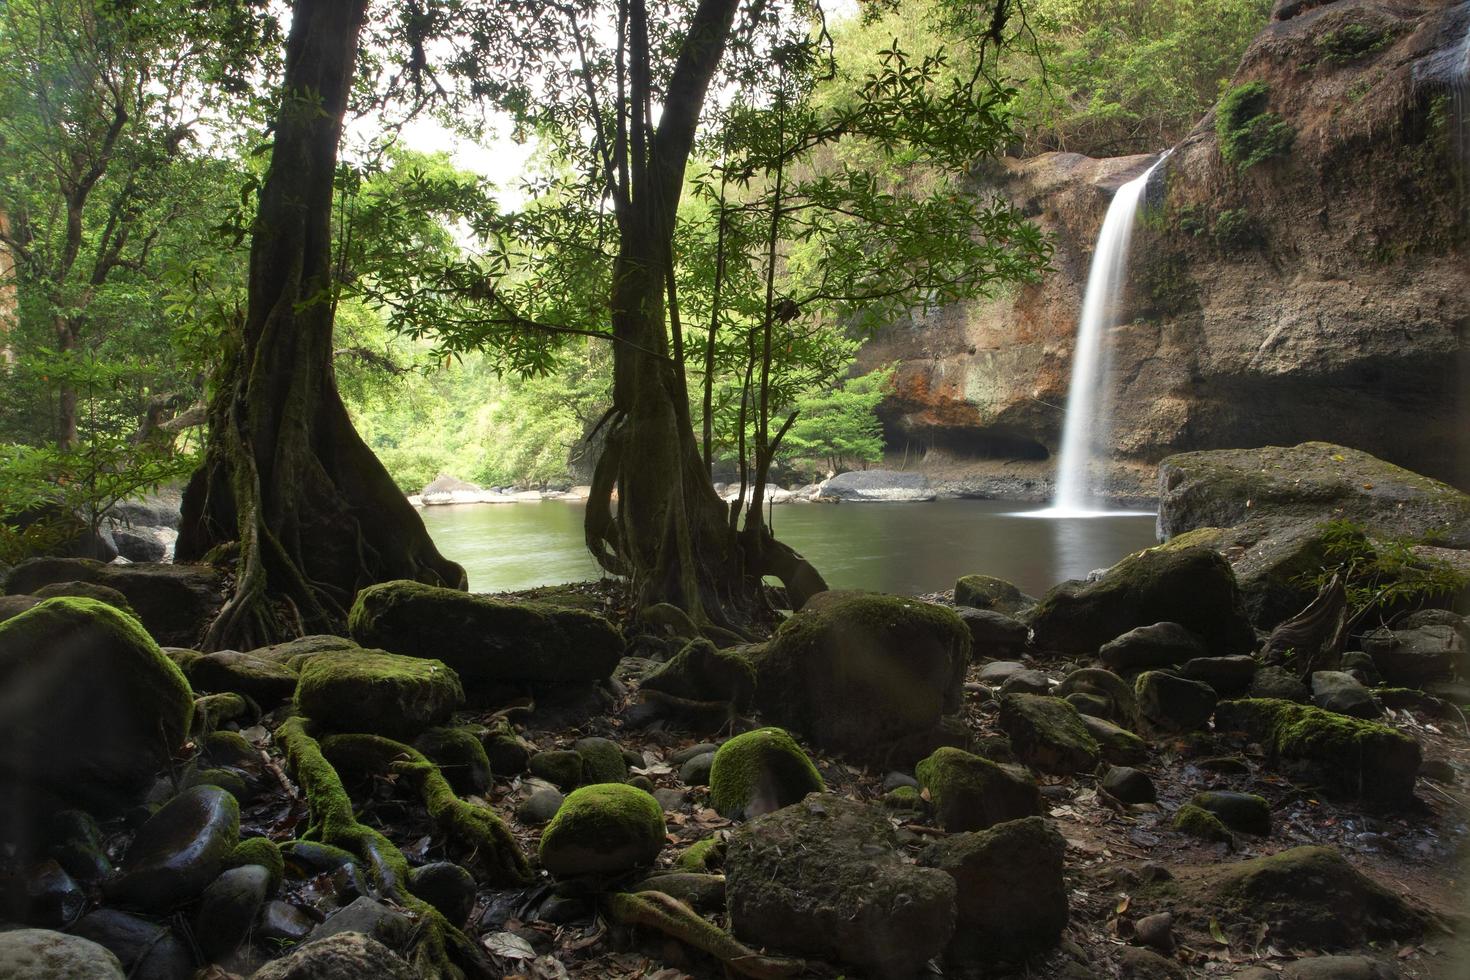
<box><xmin>1044</xmin><ymin>153</ymin><xmax>1169</xmax><ymax>516</ymax></box>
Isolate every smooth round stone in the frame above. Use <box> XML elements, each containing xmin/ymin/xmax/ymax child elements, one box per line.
<box><xmin>977</xmin><ymin>661</ymin><xmax>1027</xmax><ymax>685</ymax></box>
<box><xmin>1101</xmin><ymin>766</ymin><xmax>1157</xmax><ymax>805</ymax></box>
<box><xmin>310</xmin><ymin>896</ymin><xmax>414</xmax><ymax>947</ymax></box>
<box><xmin>1134</xmin><ymin>911</ymin><xmax>1174</xmax><ymax>952</ymax></box>
<box><xmin>678</xmin><ymin>751</ymin><xmax>715</xmax><ymax>786</ymax></box>
<box><xmin>107</xmin><ymin>785</ymin><xmax>240</xmax><ymax>911</ymax></box>
<box><xmin>258</xmin><ymin>900</ymin><xmax>314</xmax><ymax>944</ymax></box>
<box><xmin>3</xmin><ymin>859</ymin><xmax>85</xmax><ymax>928</ymax></box>
<box><xmin>626</xmin><ymin>775</ymin><xmax>656</xmax><ymax>793</ymax></box>
<box><xmin>999</xmin><ymin>669</ymin><xmax>1052</xmax><ymax>696</ymax></box>
<box><xmin>408</xmin><ymin>862</ymin><xmax>476</xmax><ymax>924</ymax></box>
<box><xmin>0</xmin><ymin>928</ymin><xmax>125</xmax><ymax>978</ymax></box>
<box><xmin>70</xmin><ymin>909</ymin><xmax>193</xmax><ymax>980</ymax></box>
<box><xmin>653</xmin><ymin>787</ymin><xmax>688</xmax><ymax>811</ymax></box>
<box><xmin>194</xmin><ymin>864</ymin><xmax>271</xmax><ymax>960</ymax></box>
<box><xmin>882</xmin><ymin>771</ymin><xmax>920</xmax><ymax>792</ymax></box>
<box><xmin>515</xmin><ymin>787</ymin><xmax>565</xmax><ymax>825</ymax></box>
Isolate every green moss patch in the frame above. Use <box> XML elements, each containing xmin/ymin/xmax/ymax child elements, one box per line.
<box><xmin>914</xmin><ymin>746</ymin><xmax>1043</xmax><ymax>831</ymax></box>
<box><xmin>1217</xmin><ymin>81</ymin><xmax>1294</xmax><ymax>169</ymax></box>
<box><xmin>295</xmin><ymin>648</ymin><xmax>463</xmax><ymax>739</ymax></box>
<box><xmin>226</xmin><ymin>836</ymin><xmax>284</xmax><ymax>891</ymax></box>
<box><xmin>539</xmin><ymin>783</ymin><xmax>665</xmax><ymax>877</ymax></box>
<box><xmin>709</xmin><ymin>727</ymin><xmax>824</xmax><ymax>820</ymax></box>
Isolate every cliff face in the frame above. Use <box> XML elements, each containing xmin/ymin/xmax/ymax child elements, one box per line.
<box><xmin>859</xmin><ymin>0</ymin><xmax>1470</xmax><ymax>495</ymax></box>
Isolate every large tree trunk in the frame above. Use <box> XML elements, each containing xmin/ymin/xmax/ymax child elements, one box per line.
<box><xmin>178</xmin><ymin>0</ymin><xmax>464</xmax><ymax>650</ymax></box>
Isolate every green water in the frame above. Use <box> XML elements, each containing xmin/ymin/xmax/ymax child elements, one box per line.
<box><xmin>418</xmin><ymin>498</ymin><xmax>1159</xmax><ymax>598</ymax></box>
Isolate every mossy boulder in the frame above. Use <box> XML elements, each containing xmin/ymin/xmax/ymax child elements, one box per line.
<box><xmin>1056</xmin><ymin>666</ymin><xmax>1139</xmax><ymax>726</ymax></box>
<box><xmin>676</xmin><ymin>835</ymin><xmax>725</xmax><ymax>872</ymax></box>
<box><xmin>574</xmin><ymin>737</ymin><xmax>630</xmax><ymax>785</ymax></box>
<box><xmin>0</xmin><ymin>594</ymin><xmax>40</xmax><ymax>624</ymax></box>
<box><xmin>245</xmin><ymin>634</ymin><xmax>360</xmax><ymax>668</ymax></box>
<box><xmin>1135</xmin><ymin>671</ymin><xmax>1219</xmax><ymax>732</ymax></box>
<box><xmin>295</xmin><ymin>648</ymin><xmax>463</xmax><ymax>738</ymax></box>
<box><xmin>919</xmin><ymin>816</ymin><xmax>1068</xmax><ymax>961</ymax></box>
<box><xmin>348</xmin><ymin>580</ymin><xmax>624</xmax><ymax>694</ymax></box>
<box><xmin>185</xmin><ymin>650</ymin><xmax>298</xmax><ymax>705</ymax></box>
<box><xmin>1080</xmin><ymin>714</ymin><xmax>1148</xmax><ymax>764</ymax></box>
<box><xmin>1215</xmin><ymin>699</ymin><xmax>1421</xmax><ymax>804</ymax></box>
<box><xmin>744</xmin><ymin>591</ymin><xmax>970</xmax><ymax>758</ymax></box>
<box><xmin>638</xmin><ymin>637</ymin><xmax>756</xmax><ymax>708</ymax></box>
<box><xmin>1189</xmin><ymin>790</ymin><xmax>1271</xmax><ymax>835</ymax></box>
<box><xmin>997</xmin><ymin>694</ymin><xmax>1101</xmax><ymax>774</ymax></box>
<box><xmin>0</xmin><ymin>597</ymin><xmax>193</xmax><ymax>813</ymax></box>
<box><xmin>726</xmin><ymin>794</ymin><xmax>957</xmax><ymax>979</ymax></box>
<box><xmin>538</xmin><ymin>784</ymin><xmax>665</xmax><ymax>877</ymax></box>
<box><xmin>224</xmin><ymin>836</ymin><xmax>283</xmax><ymax>891</ymax></box>
<box><xmin>956</xmin><ymin>608</ymin><xmax>1030</xmax><ymax>659</ymax></box>
<box><xmin>914</xmin><ymin>747</ymin><xmax>1044</xmax><ymax>831</ymax></box>
<box><xmin>1172</xmin><ymin>803</ymin><xmax>1233</xmax><ymax>844</ymax></box>
<box><xmin>3</xmin><ymin>558</ymin><xmax>225</xmax><ymax>647</ymax></box>
<box><xmin>413</xmin><ymin>727</ymin><xmax>493</xmax><ymax>796</ymax></box>
<box><xmin>954</xmin><ymin>574</ymin><xmax>1036</xmax><ymax>616</ymax></box>
<box><xmin>708</xmin><ymin>727</ymin><xmax>825</xmax><ymax>820</ymax></box>
<box><xmin>1195</xmin><ymin>846</ymin><xmax>1425</xmax><ymax>948</ymax></box>
<box><xmin>528</xmin><ymin>749</ymin><xmax>585</xmax><ymax>790</ymax></box>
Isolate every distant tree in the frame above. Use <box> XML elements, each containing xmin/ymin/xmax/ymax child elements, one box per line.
<box><xmin>780</xmin><ymin>365</ymin><xmax>893</xmax><ymax>476</ymax></box>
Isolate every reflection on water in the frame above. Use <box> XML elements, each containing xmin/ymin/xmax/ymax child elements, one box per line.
<box><xmin>420</xmin><ymin>498</ymin><xmax>1159</xmax><ymax>598</ymax></box>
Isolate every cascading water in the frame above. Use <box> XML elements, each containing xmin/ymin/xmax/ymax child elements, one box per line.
<box><xmin>1039</xmin><ymin>153</ymin><xmax>1169</xmax><ymax>517</ymax></box>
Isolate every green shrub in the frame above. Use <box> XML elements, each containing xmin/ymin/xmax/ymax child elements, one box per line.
<box><xmin>1213</xmin><ymin>208</ymin><xmax>1262</xmax><ymax>252</ymax></box>
<box><xmin>1315</xmin><ymin>24</ymin><xmax>1392</xmax><ymax>66</ymax></box>
<box><xmin>1217</xmin><ymin>81</ymin><xmax>1295</xmax><ymax>169</ymax></box>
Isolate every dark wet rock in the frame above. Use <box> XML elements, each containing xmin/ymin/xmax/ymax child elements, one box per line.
<box><xmin>1196</xmin><ymin>846</ymin><xmax>1425</xmax><ymax>948</ymax></box>
<box><xmin>3</xmin><ymin>558</ymin><xmax>224</xmax><ymax>647</ymax></box>
<box><xmin>626</xmin><ymin>774</ymin><xmax>655</xmax><ymax>793</ymax></box>
<box><xmin>1030</xmin><ymin>546</ymin><xmax>1255</xmax><ymax>658</ymax></box>
<box><xmin>726</xmin><ymin>794</ymin><xmax>956</xmax><ymax>978</ymax></box>
<box><xmin>708</xmin><ymin>727</ymin><xmax>824</xmax><ymax>820</ymax></box>
<box><xmin>654</xmin><ymin>787</ymin><xmax>687</xmax><ymax>811</ymax></box>
<box><xmin>185</xmin><ymin>651</ymin><xmax>297</xmax><ymax>705</ymax></box>
<box><xmin>744</xmin><ymin>591</ymin><xmax>969</xmax><ymax>758</ymax></box>
<box><xmin>1102</xmin><ymin>766</ymin><xmax>1157</xmax><ymax>804</ymax></box>
<box><xmin>538</xmin><ymin>784</ymin><xmax>665</xmax><ymax>877</ymax></box>
<box><xmin>919</xmin><ymin>815</ymin><xmax>1067</xmax><ymax>961</ymax></box>
<box><xmin>630</xmin><ymin>871</ymin><xmax>727</xmax><ymax>912</ymax></box>
<box><xmin>1181</xmin><ymin>656</ymin><xmax>1258</xmax><ymax>697</ymax></box>
<box><xmin>1135</xmin><ymin>671</ymin><xmax>1218</xmax><ymax>732</ymax></box>
<box><xmin>915</xmin><ymin>746</ymin><xmax>1043</xmax><ymax>831</ymax></box>
<box><xmin>413</xmin><ymin>727</ymin><xmax>493</xmax><ymax>796</ymax></box>
<box><xmin>294</xmin><ymin>648</ymin><xmax>464</xmax><ymax>739</ymax></box>
<box><xmin>1251</xmin><ymin>665</ymin><xmax>1311</xmax><ymax>702</ymax></box>
<box><xmin>108</xmin><ymin>526</ymin><xmax>169</xmax><ymax>563</ymax></box>
<box><xmin>0</xmin><ymin>928</ymin><xmax>125</xmax><ymax>978</ymax></box>
<box><xmin>409</xmin><ymin>862</ymin><xmax>476</xmax><ymax>924</ymax></box>
<box><xmin>1</xmin><ymin>859</ymin><xmax>85</xmax><ymax>927</ymax></box>
<box><xmin>0</xmin><ymin>597</ymin><xmax>194</xmax><ymax>814</ymax></box>
<box><xmin>1338</xmin><ymin>651</ymin><xmax>1383</xmax><ymax>688</ymax></box>
<box><xmin>515</xmin><ymin>786</ymin><xmax>565</xmax><ymax>825</ymax></box>
<box><xmin>1361</xmin><ymin>625</ymin><xmax>1460</xmax><ymax>687</ymax></box>
<box><xmin>528</xmin><ymin>749</ymin><xmax>585</xmax><ymax>790</ymax></box>
<box><xmin>1081</xmin><ymin>714</ymin><xmax>1148</xmax><ymax>764</ymax></box>
<box><xmin>998</xmin><ymin>693</ymin><xmax>1101</xmax><ymax>773</ymax></box>
<box><xmin>309</xmin><ymin>895</ymin><xmax>414</xmax><ymax>947</ymax></box>
<box><xmin>348</xmin><ymin>580</ymin><xmax>625</xmax><ymax>693</ymax></box>
<box><xmin>678</xmin><ymin>751</ymin><xmax>715</xmax><ymax>787</ymax></box>
<box><xmin>257</xmin><ymin>900</ymin><xmax>314</xmax><ymax>944</ymax></box>
<box><xmin>1065</xmin><ymin>691</ymin><xmax>1113</xmax><ymax>718</ymax></box>
<box><xmin>1310</xmin><ymin>671</ymin><xmax>1382</xmax><ymax>719</ymax></box>
<box><xmin>1189</xmin><ymin>790</ymin><xmax>1271</xmax><ymax>835</ymax></box>
<box><xmin>999</xmin><ymin>668</ymin><xmax>1052</xmax><ymax>695</ymax></box>
<box><xmin>1214</xmin><ymin>699</ymin><xmax>1420</xmax><ymax>805</ymax></box>
<box><xmin>250</xmin><ymin>932</ymin><xmax>417</xmax><ymax>980</ymax></box>
<box><xmin>1134</xmin><ymin>912</ymin><xmax>1174</xmax><ymax>952</ymax></box>
<box><xmin>1100</xmin><ymin>622</ymin><xmax>1207</xmax><ymax>671</ymax></box>
<box><xmin>225</xmin><ymin>838</ymin><xmax>283</xmax><ymax>892</ymax></box>
<box><xmin>0</xmin><ymin>594</ymin><xmax>41</xmax><ymax>624</ymax></box>
<box><xmin>47</xmin><ymin>809</ymin><xmax>112</xmax><ymax>882</ymax></box>
<box><xmin>956</xmin><ymin>607</ymin><xmax>1030</xmax><ymax>659</ymax></box>
<box><xmin>107</xmin><ymin>785</ymin><xmax>240</xmax><ymax>911</ymax></box>
<box><xmin>70</xmin><ymin>909</ymin><xmax>193</xmax><ymax>980</ymax></box>
<box><xmin>954</xmin><ymin>574</ymin><xmax>1036</xmax><ymax>616</ymax></box>
<box><xmin>536</xmin><ymin>891</ymin><xmax>592</xmax><ymax>923</ymax></box>
<box><xmin>977</xmin><ymin>660</ymin><xmax>1028</xmax><ymax>686</ymax></box>
<box><xmin>639</xmin><ymin>637</ymin><xmax>755</xmax><ymax>710</ymax></box>
<box><xmin>670</xmin><ymin>742</ymin><xmax>720</xmax><ymax>765</ymax></box>
<box><xmin>194</xmin><ymin>864</ymin><xmax>270</xmax><ymax>960</ymax></box>
<box><xmin>1057</xmin><ymin>667</ymin><xmax>1139</xmax><ymax>726</ymax></box>
<box><xmin>883</xmin><ymin>771</ymin><xmax>920</xmax><ymax>791</ymax></box>
<box><xmin>480</xmin><ymin>719</ymin><xmax>532</xmax><ymax>775</ymax></box>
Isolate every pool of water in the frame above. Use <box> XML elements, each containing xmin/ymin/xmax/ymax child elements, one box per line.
<box><xmin>418</xmin><ymin>498</ymin><xmax>1160</xmax><ymax>598</ymax></box>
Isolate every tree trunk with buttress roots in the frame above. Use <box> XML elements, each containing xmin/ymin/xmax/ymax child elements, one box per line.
<box><xmin>177</xmin><ymin>0</ymin><xmax>464</xmax><ymax>651</ymax></box>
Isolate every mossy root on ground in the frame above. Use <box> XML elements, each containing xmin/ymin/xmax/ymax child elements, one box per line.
<box><xmin>273</xmin><ymin>718</ymin><xmax>493</xmax><ymax>979</ymax></box>
<box><xmin>603</xmin><ymin>889</ymin><xmax>805</xmax><ymax>979</ymax></box>
<box><xmin>319</xmin><ymin>732</ymin><xmax>531</xmax><ymax>886</ymax></box>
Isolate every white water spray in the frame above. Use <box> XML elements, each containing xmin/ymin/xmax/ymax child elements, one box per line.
<box><xmin>1040</xmin><ymin>153</ymin><xmax>1169</xmax><ymax>517</ymax></box>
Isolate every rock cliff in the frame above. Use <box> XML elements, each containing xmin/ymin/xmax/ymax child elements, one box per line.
<box><xmin>859</xmin><ymin>0</ymin><xmax>1470</xmax><ymax>496</ymax></box>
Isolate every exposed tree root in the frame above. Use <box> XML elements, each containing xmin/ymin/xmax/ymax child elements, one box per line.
<box><xmin>603</xmin><ymin>889</ymin><xmax>806</xmax><ymax>979</ymax></box>
<box><xmin>274</xmin><ymin>718</ymin><xmax>494</xmax><ymax>979</ymax></box>
<box><xmin>319</xmin><ymin>733</ymin><xmax>532</xmax><ymax>886</ymax></box>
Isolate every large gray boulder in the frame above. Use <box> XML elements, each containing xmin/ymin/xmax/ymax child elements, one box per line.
<box><xmin>0</xmin><ymin>929</ymin><xmax>125</xmax><ymax>979</ymax></box>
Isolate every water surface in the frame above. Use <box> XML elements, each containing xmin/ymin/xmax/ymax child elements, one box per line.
<box><xmin>419</xmin><ymin>498</ymin><xmax>1159</xmax><ymax>598</ymax></box>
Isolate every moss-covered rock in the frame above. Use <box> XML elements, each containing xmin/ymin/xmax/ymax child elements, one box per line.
<box><xmin>294</xmin><ymin>648</ymin><xmax>463</xmax><ymax>739</ymax></box>
<box><xmin>1029</xmin><ymin>546</ymin><xmax>1255</xmax><ymax>658</ymax></box>
<box><xmin>1080</xmin><ymin>714</ymin><xmax>1148</xmax><ymax>764</ymax></box>
<box><xmin>997</xmin><ymin>694</ymin><xmax>1101</xmax><ymax>774</ymax></box>
<box><xmin>3</xmin><ymin>558</ymin><xmax>224</xmax><ymax>647</ymax></box>
<box><xmin>744</xmin><ymin>591</ymin><xmax>970</xmax><ymax>758</ymax></box>
<box><xmin>528</xmin><ymin>750</ymin><xmax>585</xmax><ymax>791</ymax></box>
<box><xmin>638</xmin><ymin>637</ymin><xmax>756</xmax><ymax>708</ymax></box>
<box><xmin>708</xmin><ymin>727</ymin><xmax>825</xmax><ymax>820</ymax></box>
<box><xmin>348</xmin><ymin>580</ymin><xmax>624</xmax><ymax>694</ymax></box>
<box><xmin>225</xmin><ymin>836</ymin><xmax>284</xmax><ymax>892</ymax></box>
<box><xmin>882</xmin><ymin>784</ymin><xmax>926</xmax><ymax>812</ymax></box>
<box><xmin>31</xmin><ymin>580</ymin><xmax>138</xmax><ymax>620</ymax></box>
<box><xmin>186</xmin><ymin>650</ymin><xmax>298</xmax><ymax>705</ymax></box>
<box><xmin>1189</xmin><ymin>790</ymin><xmax>1271</xmax><ymax>835</ymax></box>
<box><xmin>1214</xmin><ymin>699</ymin><xmax>1421</xmax><ymax>804</ymax></box>
<box><xmin>1172</xmin><ymin>803</ymin><xmax>1233</xmax><ymax>844</ymax></box>
<box><xmin>726</xmin><ymin>794</ymin><xmax>956</xmax><ymax>979</ymax></box>
<box><xmin>538</xmin><ymin>784</ymin><xmax>665</xmax><ymax>877</ymax></box>
<box><xmin>954</xmin><ymin>574</ymin><xmax>1036</xmax><ymax>616</ymax></box>
<box><xmin>245</xmin><ymin>634</ymin><xmax>360</xmax><ymax>668</ymax></box>
<box><xmin>914</xmin><ymin>747</ymin><xmax>1043</xmax><ymax>832</ymax></box>
<box><xmin>480</xmin><ymin>719</ymin><xmax>532</xmax><ymax>776</ymax></box>
<box><xmin>574</xmin><ymin>737</ymin><xmax>629</xmax><ymax>785</ymax></box>
<box><xmin>676</xmin><ymin>835</ymin><xmax>725</xmax><ymax>872</ymax></box>
<box><xmin>1056</xmin><ymin>666</ymin><xmax>1139</xmax><ymax>726</ymax></box>
<box><xmin>191</xmin><ymin>692</ymin><xmax>255</xmax><ymax>735</ymax></box>
<box><xmin>413</xmin><ymin>727</ymin><xmax>493</xmax><ymax>796</ymax></box>
<box><xmin>0</xmin><ymin>597</ymin><xmax>193</xmax><ymax>813</ymax></box>
<box><xmin>1135</xmin><ymin>670</ymin><xmax>1219</xmax><ymax>732</ymax></box>
<box><xmin>181</xmin><ymin>765</ymin><xmax>250</xmax><ymax>802</ymax></box>
<box><xmin>919</xmin><ymin>816</ymin><xmax>1067</xmax><ymax>961</ymax></box>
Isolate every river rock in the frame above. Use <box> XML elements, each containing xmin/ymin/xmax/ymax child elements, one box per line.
<box><xmin>48</xmin><ymin>809</ymin><xmax>112</xmax><ymax>882</ymax></box>
<box><xmin>528</xmin><ymin>749</ymin><xmax>584</xmax><ymax>790</ymax></box>
<box><xmin>1214</xmin><ymin>699</ymin><xmax>1420</xmax><ymax>804</ymax></box>
<box><xmin>1310</xmin><ymin>671</ymin><xmax>1382</xmax><ymax>719</ymax></box>
<box><xmin>999</xmin><ymin>668</ymin><xmax>1052</xmax><ymax>695</ymax></box>
<box><xmin>409</xmin><ymin>862</ymin><xmax>476</xmax><ymax>924</ymax></box>
<box><xmin>187</xmin><ymin>650</ymin><xmax>298</xmax><ymax>705</ymax></box>
<box><xmin>250</xmin><ymin>932</ymin><xmax>417</xmax><ymax>980</ymax></box>
<box><xmin>726</xmin><ymin>794</ymin><xmax>956</xmax><ymax>978</ymax></box>
<box><xmin>1029</xmin><ymin>545</ymin><xmax>1255</xmax><ymax>657</ymax></box>
<box><xmin>2</xmin><ymin>558</ymin><xmax>224</xmax><ymax>647</ymax></box>
<box><xmin>515</xmin><ymin>786</ymin><xmax>565</xmax><ymax>825</ymax></box>
<box><xmin>194</xmin><ymin>864</ymin><xmax>271</xmax><ymax>960</ymax></box>
<box><xmin>709</xmin><ymin>727</ymin><xmax>824</xmax><ymax>819</ymax></box>
<box><xmin>107</xmin><ymin>785</ymin><xmax>240</xmax><ymax>910</ymax></box>
<box><xmin>821</xmin><ymin>469</ymin><xmax>936</xmax><ymax>501</ymax></box>
<box><xmin>1190</xmin><ymin>789</ymin><xmax>1271</xmax><ymax>836</ymax></box>
<box><xmin>1082</xmin><ymin>714</ymin><xmax>1148</xmax><ymax>764</ymax></box>
<box><xmin>539</xmin><ymin>784</ymin><xmax>665</xmax><ymax>877</ymax></box>
<box><xmin>1360</xmin><ymin>625</ymin><xmax>1461</xmax><ymax>687</ymax></box>
<box><xmin>1101</xmin><ymin>766</ymin><xmax>1156</xmax><ymax>803</ymax></box>
<box><xmin>1251</xmin><ymin>665</ymin><xmax>1311</xmax><ymax>702</ymax></box>
<box><xmin>1099</xmin><ymin>621</ymin><xmax>1207</xmax><ymax>671</ymax></box>
<box><xmin>310</xmin><ymin>895</ymin><xmax>414</xmax><ymax>947</ymax></box>
<box><xmin>0</xmin><ymin>859</ymin><xmax>85</xmax><ymax>927</ymax></box>
<box><xmin>744</xmin><ymin>591</ymin><xmax>970</xmax><ymax>758</ymax></box>
<box><xmin>0</xmin><ymin>929</ymin><xmax>125</xmax><ymax>979</ymax></box>
<box><xmin>108</xmin><ymin>525</ymin><xmax>170</xmax><ymax>562</ymax></box>
<box><xmin>30</xmin><ymin>579</ymin><xmax>138</xmax><ymax>619</ymax></box>
<box><xmin>413</xmin><ymin>727</ymin><xmax>493</xmax><ymax>796</ymax></box>
<box><xmin>1135</xmin><ymin>671</ymin><xmax>1218</xmax><ymax>732</ymax></box>
<box><xmin>0</xmin><ymin>597</ymin><xmax>194</xmax><ymax>814</ymax></box>
<box><xmin>574</xmin><ymin>736</ymin><xmax>629</xmax><ymax>784</ymax></box>
<box><xmin>1181</xmin><ymin>655</ymin><xmax>1258</xmax><ymax>697</ymax></box>
<box><xmin>1057</xmin><ymin>666</ymin><xmax>1139</xmax><ymax>725</ymax></box>
<box><xmin>348</xmin><ymin>580</ymin><xmax>624</xmax><ymax>694</ymax></box>
<box><xmin>678</xmin><ymin>751</ymin><xmax>715</xmax><ymax>786</ymax></box>
<box><xmin>997</xmin><ymin>694</ymin><xmax>1101</xmax><ymax>774</ymax></box>
<box><xmin>0</xmin><ymin>593</ymin><xmax>40</xmax><ymax>624</ymax></box>
<box><xmin>915</xmin><ymin>746</ymin><xmax>1043</xmax><ymax>831</ymax></box>
<box><xmin>294</xmin><ymin>648</ymin><xmax>463</xmax><ymax>738</ymax></box>
<box><xmin>918</xmin><ymin>816</ymin><xmax>1068</xmax><ymax>961</ymax></box>
<box><xmin>638</xmin><ymin>637</ymin><xmax>756</xmax><ymax>711</ymax></box>
<box><xmin>954</xmin><ymin>574</ymin><xmax>1036</xmax><ymax>615</ymax></box>
<box><xmin>956</xmin><ymin>607</ymin><xmax>1030</xmax><ymax>658</ymax></box>
<box><xmin>70</xmin><ymin>909</ymin><xmax>194</xmax><ymax>980</ymax></box>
